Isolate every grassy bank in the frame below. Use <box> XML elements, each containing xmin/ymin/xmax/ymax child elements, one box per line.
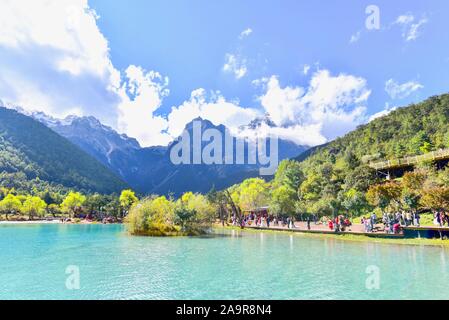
<box><xmin>218</xmin><ymin>225</ymin><xmax>449</xmax><ymax>247</ymax></box>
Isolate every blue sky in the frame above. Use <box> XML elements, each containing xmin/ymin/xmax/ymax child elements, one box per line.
<box><xmin>0</xmin><ymin>0</ymin><xmax>448</xmax><ymax>147</ymax></box>
<box><xmin>90</xmin><ymin>0</ymin><xmax>448</xmax><ymax>113</ymax></box>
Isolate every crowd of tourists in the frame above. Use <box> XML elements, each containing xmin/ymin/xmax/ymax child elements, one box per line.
<box><xmin>324</xmin><ymin>215</ymin><xmax>352</xmax><ymax>232</ymax></box>
<box><xmin>431</xmin><ymin>210</ymin><xmax>449</xmax><ymax>227</ymax></box>
<box><xmin>236</xmin><ymin>212</ymin><xmax>352</xmax><ymax>232</ymax></box>
<box><xmin>375</xmin><ymin>212</ymin><xmax>421</xmax><ymax>234</ymax></box>
<box><xmin>360</xmin><ymin>212</ymin><xmax>401</xmax><ymax>234</ymax></box>
<box><xmin>239</xmin><ymin>213</ymin><xmax>299</xmax><ymax>229</ymax></box>
<box><xmin>232</xmin><ymin>208</ymin><xmax>449</xmax><ymax>235</ymax></box>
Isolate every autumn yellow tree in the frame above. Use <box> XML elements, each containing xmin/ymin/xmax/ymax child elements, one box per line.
<box><xmin>420</xmin><ymin>186</ymin><xmax>449</xmax><ymax>211</ymax></box>
<box><xmin>61</xmin><ymin>192</ymin><xmax>86</xmax><ymax>218</ymax></box>
<box><xmin>0</xmin><ymin>194</ymin><xmax>22</xmax><ymax>220</ymax></box>
<box><xmin>233</xmin><ymin>178</ymin><xmax>269</xmax><ymax>212</ymax></box>
<box><xmin>22</xmin><ymin>196</ymin><xmax>47</xmax><ymax>220</ymax></box>
<box><xmin>366</xmin><ymin>181</ymin><xmax>402</xmax><ymax>213</ymax></box>
<box><xmin>119</xmin><ymin>189</ymin><xmax>138</xmax><ymax>217</ymax></box>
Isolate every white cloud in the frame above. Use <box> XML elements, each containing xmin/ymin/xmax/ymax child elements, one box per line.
<box><xmin>0</xmin><ymin>0</ymin><xmax>174</xmax><ymax>147</ymax></box>
<box><xmin>406</xmin><ymin>18</ymin><xmax>428</xmax><ymax>41</ymax></box>
<box><xmin>0</xmin><ymin>0</ymin><xmax>121</xmax><ymax>123</ymax></box>
<box><xmin>368</xmin><ymin>103</ymin><xmax>397</xmax><ymax>122</ymax></box>
<box><xmin>239</xmin><ymin>28</ymin><xmax>253</xmax><ymax>39</ymax></box>
<box><xmin>385</xmin><ymin>79</ymin><xmax>423</xmax><ymax>99</ymax></box>
<box><xmin>302</xmin><ymin>64</ymin><xmax>311</xmax><ymax>75</ymax></box>
<box><xmin>167</xmin><ymin>69</ymin><xmax>371</xmax><ymax>147</ymax></box>
<box><xmin>394</xmin><ymin>14</ymin><xmax>428</xmax><ymax>41</ymax></box>
<box><xmin>253</xmin><ymin>70</ymin><xmax>371</xmax><ymax>145</ymax></box>
<box><xmin>396</xmin><ymin>14</ymin><xmax>414</xmax><ymax>25</ymax></box>
<box><xmin>349</xmin><ymin>31</ymin><xmax>361</xmax><ymax>44</ymax></box>
<box><xmin>167</xmin><ymin>89</ymin><xmax>259</xmax><ymax>138</ymax></box>
<box><xmin>237</xmin><ymin>122</ymin><xmax>327</xmax><ymax>147</ymax></box>
<box><xmin>258</xmin><ymin>76</ymin><xmax>305</xmax><ymax>127</ymax></box>
<box><xmin>251</xmin><ymin>77</ymin><xmax>269</xmax><ymax>87</ymax></box>
<box><xmin>223</xmin><ymin>53</ymin><xmax>248</xmax><ymax>79</ymax></box>
<box><xmin>117</xmin><ymin>65</ymin><xmax>172</xmax><ymax>147</ymax></box>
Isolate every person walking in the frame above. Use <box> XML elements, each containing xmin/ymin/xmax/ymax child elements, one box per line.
<box><xmin>290</xmin><ymin>216</ymin><xmax>296</xmax><ymax>229</ymax></box>
<box><xmin>363</xmin><ymin>217</ymin><xmax>370</xmax><ymax>233</ymax></box>
<box><xmin>414</xmin><ymin>212</ymin><xmax>420</xmax><ymax>227</ymax></box>
<box><xmin>370</xmin><ymin>212</ymin><xmax>377</xmax><ymax>232</ymax></box>
<box><xmin>405</xmin><ymin>211</ymin><xmax>412</xmax><ymax>226</ymax></box>
<box><xmin>334</xmin><ymin>218</ymin><xmax>340</xmax><ymax>232</ymax></box>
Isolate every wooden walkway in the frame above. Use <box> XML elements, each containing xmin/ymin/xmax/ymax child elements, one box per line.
<box><xmin>369</xmin><ymin>148</ymin><xmax>449</xmax><ymax>171</ymax></box>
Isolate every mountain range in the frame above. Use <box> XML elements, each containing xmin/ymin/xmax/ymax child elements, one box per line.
<box><xmin>2</xmin><ymin>93</ymin><xmax>449</xmax><ymax>197</ymax></box>
<box><xmin>3</xmin><ymin>104</ymin><xmax>307</xmax><ymax>195</ymax></box>
<box><xmin>0</xmin><ymin>107</ymin><xmax>128</xmax><ymax>194</ymax></box>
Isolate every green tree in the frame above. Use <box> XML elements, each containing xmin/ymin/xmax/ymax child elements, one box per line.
<box><xmin>233</xmin><ymin>178</ymin><xmax>269</xmax><ymax>212</ymax></box>
<box><xmin>119</xmin><ymin>189</ymin><xmax>138</xmax><ymax>217</ymax></box>
<box><xmin>42</xmin><ymin>191</ymin><xmax>56</xmax><ymax>205</ymax></box>
<box><xmin>400</xmin><ymin>170</ymin><xmax>427</xmax><ymax>213</ymax></box>
<box><xmin>105</xmin><ymin>196</ymin><xmax>121</xmax><ymax>218</ymax></box>
<box><xmin>0</xmin><ymin>193</ymin><xmax>22</xmax><ymax>220</ymax></box>
<box><xmin>343</xmin><ymin>166</ymin><xmax>379</xmax><ymax>193</ymax></box>
<box><xmin>409</xmin><ymin>131</ymin><xmax>432</xmax><ymax>154</ymax></box>
<box><xmin>273</xmin><ymin>160</ymin><xmax>304</xmax><ymax>191</ymax></box>
<box><xmin>342</xmin><ymin>188</ymin><xmax>370</xmax><ymax>218</ymax></box>
<box><xmin>420</xmin><ymin>186</ymin><xmax>449</xmax><ymax>211</ymax></box>
<box><xmin>343</xmin><ymin>151</ymin><xmax>360</xmax><ymax>170</ymax></box>
<box><xmin>366</xmin><ymin>182</ymin><xmax>402</xmax><ymax>213</ymax></box>
<box><xmin>47</xmin><ymin>203</ymin><xmax>61</xmax><ymax>217</ymax></box>
<box><xmin>270</xmin><ymin>185</ymin><xmax>296</xmax><ymax>217</ymax></box>
<box><xmin>181</xmin><ymin>193</ymin><xmax>215</xmax><ymax>224</ymax></box>
<box><xmin>61</xmin><ymin>192</ymin><xmax>86</xmax><ymax>218</ymax></box>
<box><xmin>22</xmin><ymin>196</ymin><xmax>47</xmax><ymax>220</ymax></box>
<box><xmin>125</xmin><ymin>196</ymin><xmax>177</xmax><ymax>236</ymax></box>
<box><xmin>176</xmin><ymin>192</ymin><xmax>215</xmax><ymax>231</ymax></box>
<box><xmin>206</xmin><ymin>186</ymin><xmax>229</xmax><ymax>225</ymax></box>
<box><xmin>174</xmin><ymin>207</ymin><xmax>197</xmax><ymax>230</ymax></box>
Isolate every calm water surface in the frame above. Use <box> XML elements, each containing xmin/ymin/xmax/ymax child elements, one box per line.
<box><xmin>0</xmin><ymin>223</ymin><xmax>448</xmax><ymax>300</ymax></box>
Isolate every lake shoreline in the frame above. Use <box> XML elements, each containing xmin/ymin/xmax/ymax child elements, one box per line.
<box><xmin>3</xmin><ymin>221</ymin><xmax>449</xmax><ymax>247</ymax></box>
<box><xmin>0</xmin><ymin>220</ymin><xmax>61</xmax><ymax>224</ymax></box>
<box><xmin>0</xmin><ymin>219</ymin><xmax>120</xmax><ymax>225</ymax></box>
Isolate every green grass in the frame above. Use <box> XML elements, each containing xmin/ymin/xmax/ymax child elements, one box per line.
<box><xmin>419</xmin><ymin>213</ymin><xmax>435</xmax><ymax>226</ymax></box>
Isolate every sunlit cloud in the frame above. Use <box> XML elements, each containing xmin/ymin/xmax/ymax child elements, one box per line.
<box><xmin>223</xmin><ymin>53</ymin><xmax>248</xmax><ymax>79</ymax></box>
<box><xmin>385</xmin><ymin>78</ymin><xmax>423</xmax><ymax>99</ymax></box>
<box><xmin>394</xmin><ymin>13</ymin><xmax>428</xmax><ymax>41</ymax></box>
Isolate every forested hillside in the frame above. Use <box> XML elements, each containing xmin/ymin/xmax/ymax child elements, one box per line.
<box><xmin>320</xmin><ymin>94</ymin><xmax>449</xmax><ymax>162</ymax></box>
<box><xmin>0</xmin><ymin>107</ymin><xmax>127</xmax><ymax>194</ymax></box>
<box><xmin>228</xmin><ymin>93</ymin><xmax>449</xmax><ymax>218</ymax></box>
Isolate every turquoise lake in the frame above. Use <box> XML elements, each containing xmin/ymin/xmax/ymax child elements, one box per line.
<box><xmin>0</xmin><ymin>223</ymin><xmax>448</xmax><ymax>300</ymax></box>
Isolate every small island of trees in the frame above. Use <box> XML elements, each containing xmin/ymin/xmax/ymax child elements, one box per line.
<box><xmin>125</xmin><ymin>192</ymin><xmax>215</xmax><ymax>236</ymax></box>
